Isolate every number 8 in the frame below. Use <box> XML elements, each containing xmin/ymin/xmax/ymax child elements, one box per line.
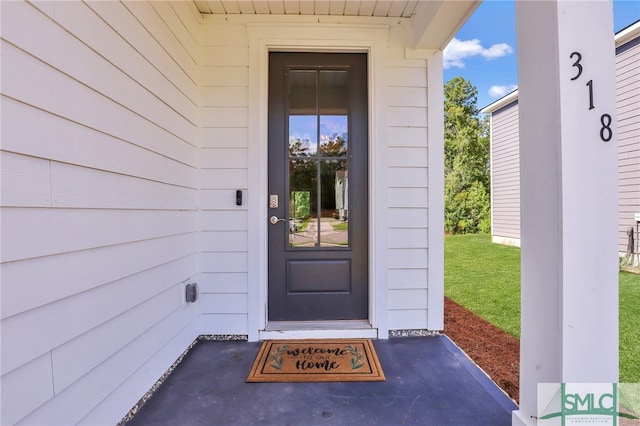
<box><xmin>600</xmin><ymin>114</ymin><xmax>612</xmax><ymax>142</ymax></box>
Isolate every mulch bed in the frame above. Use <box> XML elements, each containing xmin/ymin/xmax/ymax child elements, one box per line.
<box><xmin>444</xmin><ymin>297</ymin><xmax>520</xmax><ymax>404</ymax></box>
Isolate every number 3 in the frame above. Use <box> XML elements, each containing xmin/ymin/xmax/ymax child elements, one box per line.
<box><xmin>570</xmin><ymin>51</ymin><xmax>582</xmax><ymax>81</ymax></box>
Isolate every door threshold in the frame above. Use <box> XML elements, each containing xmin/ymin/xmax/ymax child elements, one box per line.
<box><xmin>260</xmin><ymin>320</ymin><xmax>378</xmax><ymax>340</ymax></box>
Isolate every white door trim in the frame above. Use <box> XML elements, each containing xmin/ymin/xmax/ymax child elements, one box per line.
<box><xmin>246</xmin><ymin>24</ymin><xmax>390</xmax><ymax>341</ymax></box>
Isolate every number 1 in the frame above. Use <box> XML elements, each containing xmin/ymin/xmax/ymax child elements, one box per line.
<box><xmin>586</xmin><ymin>79</ymin><xmax>595</xmax><ymax>110</ymax></box>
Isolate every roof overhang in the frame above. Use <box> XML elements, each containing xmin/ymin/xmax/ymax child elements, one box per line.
<box><xmin>410</xmin><ymin>1</ymin><xmax>480</xmax><ymax>49</ymax></box>
<box><xmin>481</xmin><ymin>89</ymin><xmax>518</xmax><ymax>114</ymax></box>
<box><xmin>193</xmin><ymin>0</ymin><xmax>480</xmax><ymax>50</ymax></box>
<box><xmin>615</xmin><ymin>19</ymin><xmax>640</xmax><ymax>47</ymax></box>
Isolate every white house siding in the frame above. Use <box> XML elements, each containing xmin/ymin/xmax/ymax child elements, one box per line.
<box><xmin>199</xmin><ymin>23</ymin><xmax>250</xmax><ymax>335</ymax></box>
<box><xmin>1</xmin><ymin>2</ymin><xmax>452</xmax><ymax>423</ymax></box>
<box><xmin>1</xmin><ymin>2</ymin><xmax>200</xmax><ymax>425</ymax></box>
<box><xmin>386</xmin><ymin>26</ymin><xmax>431</xmax><ymax>330</ymax></box>
<box><xmin>196</xmin><ymin>18</ymin><xmax>434</xmax><ymax>336</ymax></box>
<box><xmin>489</xmin><ymin>100</ymin><xmax>521</xmax><ymax>247</ymax></box>
<box><xmin>616</xmin><ymin>35</ymin><xmax>640</xmax><ymax>253</ymax></box>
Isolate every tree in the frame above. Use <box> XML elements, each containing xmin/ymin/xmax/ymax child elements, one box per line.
<box><xmin>444</xmin><ymin>77</ymin><xmax>491</xmax><ymax>234</ymax></box>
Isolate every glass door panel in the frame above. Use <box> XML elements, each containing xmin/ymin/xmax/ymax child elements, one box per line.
<box><xmin>287</xmin><ymin>68</ymin><xmax>351</xmax><ymax>249</ymax></box>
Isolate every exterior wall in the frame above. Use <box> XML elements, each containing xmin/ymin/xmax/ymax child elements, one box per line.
<box><xmin>385</xmin><ymin>27</ymin><xmax>432</xmax><ymax>331</ymax></box>
<box><xmin>489</xmin><ymin>101</ymin><xmax>521</xmax><ymax>247</ymax></box>
<box><xmin>199</xmin><ymin>23</ymin><xmax>250</xmax><ymax>335</ymax></box>
<box><xmin>0</xmin><ymin>2</ymin><xmax>200</xmax><ymax>424</ymax></box>
<box><xmin>616</xmin><ymin>36</ymin><xmax>640</xmax><ymax>253</ymax></box>
<box><xmin>197</xmin><ymin>17</ymin><xmax>435</xmax><ymax>337</ymax></box>
<box><xmin>1</xmin><ymin>3</ymin><xmax>442</xmax><ymax>424</ymax></box>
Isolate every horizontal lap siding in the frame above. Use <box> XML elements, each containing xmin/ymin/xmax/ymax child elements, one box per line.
<box><xmin>616</xmin><ymin>38</ymin><xmax>640</xmax><ymax>252</ymax></box>
<box><xmin>199</xmin><ymin>24</ymin><xmax>250</xmax><ymax>334</ymax></box>
<box><xmin>1</xmin><ymin>6</ymin><xmax>448</xmax><ymax>426</ymax></box>
<box><xmin>386</xmin><ymin>29</ymin><xmax>430</xmax><ymax>330</ymax></box>
<box><xmin>0</xmin><ymin>1</ymin><xmax>200</xmax><ymax>425</ymax></box>
<box><xmin>195</xmin><ymin>22</ymin><xmax>434</xmax><ymax>333</ymax></box>
<box><xmin>490</xmin><ymin>101</ymin><xmax>521</xmax><ymax>243</ymax></box>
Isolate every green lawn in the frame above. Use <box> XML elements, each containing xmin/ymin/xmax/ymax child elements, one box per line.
<box><xmin>620</xmin><ymin>270</ymin><xmax>640</xmax><ymax>383</ymax></box>
<box><xmin>444</xmin><ymin>234</ymin><xmax>640</xmax><ymax>383</ymax></box>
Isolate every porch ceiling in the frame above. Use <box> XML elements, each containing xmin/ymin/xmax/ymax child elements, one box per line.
<box><xmin>193</xmin><ymin>1</ymin><xmax>419</xmax><ymax>17</ymax></box>
<box><xmin>192</xmin><ymin>0</ymin><xmax>480</xmax><ymax>50</ymax></box>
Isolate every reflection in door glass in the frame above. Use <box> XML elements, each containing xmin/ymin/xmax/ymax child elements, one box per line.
<box><xmin>289</xmin><ymin>159</ymin><xmax>317</xmax><ymax>247</ymax></box>
<box><xmin>319</xmin><ymin>70</ymin><xmax>348</xmax><ymax>112</ymax></box>
<box><xmin>320</xmin><ymin>160</ymin><xmax>349</xmax><ymax>247</ymax></box>
<box><xmin>319</xmin><ymin>115</ymin><xmax>348</xmax><ymax>156</ymax></box>
<box><xmin>289</xmin><ymin>115</ymin><xmax>317</xmax><ymax>156</ymax></box>
<box><xmin>287</xmin><ymin>68</ymin><xmax>350</xmax><ymax>249</ymax></box>
<box><xmin>288</xmin><ymin>70</ymin><xmax>318</xmax><ymax>156</ymax></box>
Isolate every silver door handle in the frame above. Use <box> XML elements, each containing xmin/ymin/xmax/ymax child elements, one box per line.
<box><xmin>270</xmin><ymin>216</ymin><xmax>286</xmax><ymax>225</ymax></box>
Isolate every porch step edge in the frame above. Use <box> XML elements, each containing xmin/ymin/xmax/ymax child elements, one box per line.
<box><xmin>259</xmin><ymin>327</ymin><xmax>378</xmax><ymax>340</ymax></box>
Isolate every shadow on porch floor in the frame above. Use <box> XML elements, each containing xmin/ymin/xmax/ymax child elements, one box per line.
<box><xmin>124</xmin><ymin>335</ymin><xmax>517</xmax><ymax>425</ymax></box>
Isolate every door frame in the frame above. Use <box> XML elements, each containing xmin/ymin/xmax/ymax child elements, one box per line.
<box><xmin>246</xmin><ymin>27</ymin><xmax>390</xmax><ymax>341</ymax></box>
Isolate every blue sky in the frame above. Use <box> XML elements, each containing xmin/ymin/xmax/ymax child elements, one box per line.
<box><xmin>443</xmin><ymin>0</ymin><xmax>640</xmax><ymax>110</ymax></box>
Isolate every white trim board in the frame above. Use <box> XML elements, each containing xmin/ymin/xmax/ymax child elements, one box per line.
<box><xmin>259</xmin><ymin>321</ymin><xmax>378</xmax><ymax>340</ymax></box>
<box><xmin>246</xmin><ymin>25</ymin><xmax>390</xmax><ymax>342</ymax></box>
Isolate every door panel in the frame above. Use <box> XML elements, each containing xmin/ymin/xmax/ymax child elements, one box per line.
<box><xmin>268</xmin><ymin>52</ymin><xmax>368</xmax><ymax>321</ymax></box>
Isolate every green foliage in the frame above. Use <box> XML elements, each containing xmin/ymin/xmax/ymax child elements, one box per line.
<box><xmin>445</xmin><ymin>180</ymin><xmax>491</xmax><ymax>234</ymax></box>
<box><xmin>445</xmin><ymin>234</ymin><xmax>640</xmax><ymax>382</ymax></box>
<box><xmin>290</xmin><ymin>191</ymin><xmax>310</xmax><ymax>219</ymax></box>
<box><xmin>444</xmin><ymin>77</ymin><xmax>491</xmax><ymax>234</ymax></box>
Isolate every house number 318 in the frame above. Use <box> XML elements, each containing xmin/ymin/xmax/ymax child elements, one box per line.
<box><xmin>569</xmin><ymin>51</ymin><xmax>613</xmax><ymax>142</ymax></box>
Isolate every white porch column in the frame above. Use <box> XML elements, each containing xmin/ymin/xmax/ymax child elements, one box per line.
<box><xmin>514</xmin><ymin>2</ymin><xmax>619</xmax><ymax>425</ymax></box>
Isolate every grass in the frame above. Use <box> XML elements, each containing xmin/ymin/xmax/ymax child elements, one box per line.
<box><xmin>332</xmin><ymin>222</ymin><xmax>348</xmax><ymax>231</ymax></box>
<box><xmin>620</xmin><ymin>271</ymin><xmax>640</xmax><ymax>383</ymax></box>
<box><xmin>445</xmin><ymin>234</ymin><xmax>640</xmax><ymax>383</ymax></box>
<box><xmin>445</xmin><ymin>234</ymin><xmax>521</xmax><ymax>338</ymax></box>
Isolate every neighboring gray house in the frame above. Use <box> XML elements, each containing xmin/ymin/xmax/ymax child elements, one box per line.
<box><xmin>483</xmin><ymin>89</ymin><xmax>520</xmax><ymax>247</ymax></box>
<box><xmin>482</xmin><ymin>20</ymin><xmax>640</xmax><ymax>253</ymax></box>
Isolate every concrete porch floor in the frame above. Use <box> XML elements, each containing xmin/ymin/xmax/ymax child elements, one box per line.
<box><xmin>124</xmin><ymin>335</ymin><xmax>517</xmax><ymax>425</ymax></box>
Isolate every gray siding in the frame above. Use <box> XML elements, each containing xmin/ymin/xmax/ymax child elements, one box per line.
<box><xmin>490</xmin><ymin>101</ymin><xmax>521</xmax><ymax>245</ymax></box>
<box><xmin>616</xmin><ymin>37</ymin><xmax>640</xmax><ymax>252</ymax></box>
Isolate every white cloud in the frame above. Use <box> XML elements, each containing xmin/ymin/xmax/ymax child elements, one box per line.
<box><xmin>482</xmin><ymin>43</ymin><xmax>513</xmax><ymax>59</ymax></box>
<box><xmin>489</xmin><ymin>85</ymin><xmax>518</xmax><ymax>98</ymax></box>
<box><xmin>443</xmin><ymin>38</ymin><xmax>514</xmax><ymax>69</ymax></box>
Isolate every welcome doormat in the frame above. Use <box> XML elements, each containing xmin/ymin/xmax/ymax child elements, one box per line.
<box><xmin>247</xmin><ymin>339</ymin><xmax>385</xmax><ymax>382</ymax></box>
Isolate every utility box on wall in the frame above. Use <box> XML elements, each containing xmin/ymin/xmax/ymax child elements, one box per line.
<box><xmin>185</xmin><ymin>283</ymin><xmax>198</xmax><ymax>303</ymax></box>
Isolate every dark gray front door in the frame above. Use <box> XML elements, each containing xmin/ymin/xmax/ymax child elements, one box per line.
<box><xmin>268</xmin><ymin>52</ymin><xmax>368</xmax><ymax>321</ymax></box>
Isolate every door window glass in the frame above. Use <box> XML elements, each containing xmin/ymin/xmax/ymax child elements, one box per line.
<box><xmin>287</xmin><ymin>69</ymin><xmax>350</xmax><ymax>248</ymax></box>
